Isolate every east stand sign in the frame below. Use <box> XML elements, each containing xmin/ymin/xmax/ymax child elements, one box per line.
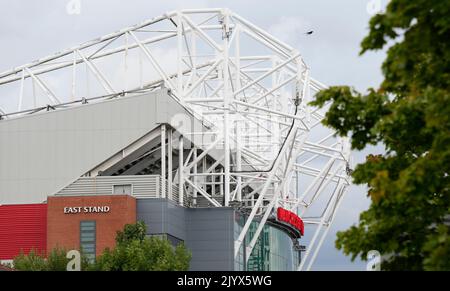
<box><xmin>63</xmin><ymin>206</ymin><xmax>110</xmax><ymax>214</ymax></box>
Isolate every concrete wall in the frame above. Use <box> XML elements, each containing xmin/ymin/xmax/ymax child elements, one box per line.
<box><xmin>137</xmin><ymin>199</ymin><xmax>235</xmax><ymax>271</ymax></box>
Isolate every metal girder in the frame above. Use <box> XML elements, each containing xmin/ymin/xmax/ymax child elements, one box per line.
<box><xmin>0</xmin><ymin>9</ymin><xmax>352</xmax><ymax>271</ymax></box>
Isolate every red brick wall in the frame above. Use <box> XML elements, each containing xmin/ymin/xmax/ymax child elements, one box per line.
<box><xmin>47</xmin><ymin>195</ymin><xmax>136</xmax><ymax>256</ymax></box>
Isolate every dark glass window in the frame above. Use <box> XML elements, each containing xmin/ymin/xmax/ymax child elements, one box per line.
<box><xmin>80</xmin><ymin>221</ymin><xmax>96</xmax><ymax>262</ymax></box>
<box><xmin>235</xmin><ymin>212</ymin><xmax>299</xmax><ymax>271</ymax></box>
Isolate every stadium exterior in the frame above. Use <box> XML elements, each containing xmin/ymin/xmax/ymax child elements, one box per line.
<box><xmin>0</xmin><ymin>9</ymin><xmax>351</xmax><ymax>271</ymax></box>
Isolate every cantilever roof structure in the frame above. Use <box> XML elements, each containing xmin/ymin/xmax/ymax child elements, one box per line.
<box><xmin>0</xmin><ymin>89</ymin><xmax>217</xmax><ymax>204</ymax></box>
<box><xmin>0</xmin><ymin>8</ymin><xmax>352</xmax><ymax>271</ymax></box>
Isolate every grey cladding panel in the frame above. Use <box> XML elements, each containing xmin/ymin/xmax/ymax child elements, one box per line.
<box><xmin>0</xmin><ymin>89</ymin><xmax>184</xmax><ymax>204</ymax></box>
<box><xmin>137</xmin><ymin>199</ymin><xmax>188</xmax><ymax>241</ymax></box>
<box><xmin>186</xmin><ymin>208</ymin><xmax>235</xmax><ymax>271</ymax></box>
<box><xmin>136</xmin><ymin>199</ymin><xmax>235</xmax><ymax>271</ymax></box>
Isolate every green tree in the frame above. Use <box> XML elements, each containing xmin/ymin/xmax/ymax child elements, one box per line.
<box><xmin>92</xmin><ymin>222</ymin><xmax>191</xmax><ymax>271</ymax></box>
<box><xmin>115</xmin><ymin>220</ymin><xmax>146</xmax><ymax>244</ymax></box>
<box><xmin>13</xmin><ymin>249</ymin><xmax>47</xmax><ymax>271</ymax></box>
<box><xmin>12</xmin><ymin>248</ymin><xmax>90</xmax><ymax>271</ymax></box>
<box><xmin>310</xmin><ymin>0</ymin><xmax>450</xmax><ymax>270</ymax></box>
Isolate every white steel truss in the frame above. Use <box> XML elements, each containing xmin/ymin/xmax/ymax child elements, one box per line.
<box><xmin>0</xmin><ymin>8</ymin><xmax>351</xmax><ymax>271</ymax></box>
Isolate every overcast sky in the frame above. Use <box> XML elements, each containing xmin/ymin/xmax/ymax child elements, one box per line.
<box><xmin>0</xmin><ymin>0</ymin><xmax>388</xmax><ymax>270</ymax></box>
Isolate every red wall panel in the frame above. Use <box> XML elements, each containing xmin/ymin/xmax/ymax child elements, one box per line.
<box><xmin>0</xmin><ymin>204</ymin><xmax>47</xmax><ymax>260</ymax></box>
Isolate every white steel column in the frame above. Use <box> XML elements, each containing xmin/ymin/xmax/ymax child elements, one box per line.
<box><xmin>18</xmin><ymin>70</ymin><xmax>25</xmax><ymax>111</ymax></box>
<box><xmin>0</xmin><ymin>9</ymin><xmax>353</xmax><ymax>271</ymax></box>
<box><xmin>234</xmin><ymin>124</ymin><xmax>299</xmax><ymax>257</ymax></box>
<box><xmin>177</xmin><ymin>12</ymin><xmax>183</xmax><ymax>98</ymax></box>
<box><xmin>178</xmin><ymin>135</ymin><xmax>184</xmax><ymax>206</ymax></box>
<box><xmin>161</xmin><ymin>124</ymin><xmax>166</xmax><ymax>199</ymax></box>
<box><xmin>192</xmin><ymin>147</ymin><xmax>198</xmax><ymax>206</ymax></box>
<box><xmin>305</xmin><ymin>184</ymin><xmax>347</xmax><ymax>271</ymax></box>
<box><xmin>235</xmin><ymin>120</ymin><xmax>242</xmax><ymax>202</ymax></box>
<box><xmin>222</xmin><ymin>9</ymin><xmax>231</xmax><ymax>207</ymax></box>
<box><xmin>235</xmin><ymin>24</ymin><xmax>242</xmax><ymax>202</ymax></box>
<box><xmin>168</xmin><ymin>128</ymin><xmax>173</xmax><ymax>200</ymax></box>
<box><xmin>71</xmin><ymin>51</ymin><xmax>76</xmax><ymax>101</ymax></box>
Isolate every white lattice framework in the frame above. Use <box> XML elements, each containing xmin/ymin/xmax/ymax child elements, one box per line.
<box><xmin>0</xmin><ymin>8</ymin><xmax>351</xmax><ymax>271</ymax></box>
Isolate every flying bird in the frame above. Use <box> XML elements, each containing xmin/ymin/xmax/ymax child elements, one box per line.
<box><xmin>305</xmin><ymin>30</ymin><xmax>314</xmax><ymax>35</ymax></box>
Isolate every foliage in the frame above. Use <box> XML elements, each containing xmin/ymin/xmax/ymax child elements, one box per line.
<box><xmin>13</xmin><ymin>249</ymin><xmax>47</xmax><ymax>271</ymax></box>
<box><xmin>115</xmin><ymin>220</ymin><xmax>146</xmax><ymax>245</ymax></box>
<box><xmin>12</xmin><ymin>248</ymin><xmax>90</xmax><ymax>271</ymax></box>
<box><xmin>91</xmin><ymin>222</ymin><xmax>191</xmax><ymax>271</ymax></box>
<box><xmin>11</xmin><ymin>222</ymin><xmax>191</xmax><ymax>271</ymax></box>
<box><xmin>310</xmin><ymin>0</ymin><xmax>450</xmax><ymax>270</ymax></box>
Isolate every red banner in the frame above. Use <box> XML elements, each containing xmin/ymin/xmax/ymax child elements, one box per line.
<box><xmin>277</xmin><ymin>207</ymin><xmax>304</xmax><ymax>236</ymax></box>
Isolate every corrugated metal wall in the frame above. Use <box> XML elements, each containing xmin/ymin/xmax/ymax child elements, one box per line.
<box><xmin>56</xmin><ymin>175</ymin><xmax>161</xmax><ymax>197</ymax></box>
<box><xmin>0</xmin><ymin>204</ymin><xmax>47</xmax><ymax>260</ymax></box>
<box><xmin>55</xmin><ymin>175</ymin><xmax>185</xmax><ymax>206</ymax></box>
